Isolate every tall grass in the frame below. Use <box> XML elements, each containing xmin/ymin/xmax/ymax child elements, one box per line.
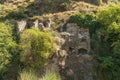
<box><xmin>18</xmin><ymin>70</ymin><xmax>38</xmax><ymax>80</ymax></box>
<box><xmin>40</xmin><ymin>70</ymin><xmax>61</xmax><ymax>80</ymax></box>
<box><xmin>18</xmin><ymin>69</ymin><xmax>61</xmax><ymax>80</ymax></box>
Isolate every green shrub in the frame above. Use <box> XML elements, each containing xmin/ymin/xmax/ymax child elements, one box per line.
<box><xmin>112</xmin><ymin>40</ymin><xmax>120</xmax><ymax>55</ymax></box>
<box><xmin>0</xmin><ymin>22</ymin><xmax>17</xmax><ymax>80</ymax></box>
<box><xmin>69</xmin><ymin>13</ymin><xmax>96</xmax><ymax>28</ymax></box>
<box><xmin>69</xmin><ymin>13</ymin><xmax>85</xmax><ymax>27</ymax></box>
<box><xmin>96</xmin><ymin>4</ymin><xmax>120</xmax><ymax>44</ymax></box>
<box><xmin>19</xmin><ymin>29</ymin><xmax>56</xmax><ymax>68</ymax></box>
<box><xmin>6</xmin><ymin>10</ymin><xmax>27</xmax><ymax>20</ymax></box>
<box><xmin>95</xmin><ymin>0</ymin><xmax>102</xmax><ymax>5</ymax></box>
<box><xmin>0</xmin><ymin>4</ymin><xmax>3</xmax><ymax>11</ymax></box>
<box><xmin>107</xmin><ymin>0</ymin><xmax>119</xmax><ymax>5</ymax></box>
<box><xmin>97</xmin><ymin>4</ymin><xmax>120</xmax><ymax>26</ymax></box>
<box><xmin>0</xmin><ymin>22</ymin><xmax>17</xmax><ymax>70</ymax></box>
<box><xmin>69</xmin><ymin>13</ymin><xmax>101</xmax><ymax>36</ymax></box>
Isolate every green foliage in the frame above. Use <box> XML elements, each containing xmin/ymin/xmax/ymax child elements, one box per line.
<box><xmin>69</xmin><ymin>13</ymin><xmax>98</xmax><ymax>28</ymax></box>
<box><xmin>97</xmin><ymin>56</ymin><xmax>114</xmax><ymax>69</ymax></box>
<box><xmin>95</xmin><ymin>4</ymin><xmax>120</xmax><ymax>80</ymax></box>
<box><xmin>96</xmin><ymin>3</ymin><xmax>120</xmax><ymax>45</ymax></box>
<box><xmin>18</xmin><ymin>69</ymin><xmax>38</xmax><ymax>80</ymax></box>
<box><xmin>107</xmin><ymin>0</ymin><xmax>119</xmax><ymax>5</ymax></box>
<box><xmin>105</xmin><ymin>22</ymin><xmax>120</xmax><ymax>44</ymax></box>
<box><xmin>95</xmin><ymin>0</ymin><xmax>102</xmax><ymax>5</ymax></box>
<box><xmin>19</xmin><ymin>29</ymin><xmax>55</xmax><ymax>68</ymax></box>
<box><xmin>69</xmin><ymin>13</ymin><xmax>101</xmax><ymax>36</ymax></box>
<box><xmin>6</xmin><ymin>10</ymin><xmax>27</xmax><ymax>20</ymax></box>
<box><xmin>112</xmin><ymin>40</ymin><xmax>120</xmax><ymax>55</ymax></box>
<box><xmin>97</xmin><ymin>4</ymin><xmax>120</xmax><ymax>45</ymax></box>
<box><xmin>0</xmin><ymin>0</ymin><xmax>4</xmax><ymax>3</ymax></box>
<box><xmin>69</xmin><ymin>13</ymin><xmax>85</xmax><ymax>27</ymax></box>
<box><xmin>0</xmin><ymin>4</ymin><xmax>3</xmax><ymax>11</ymax></box>
<box><xmin>0</xmin><ymin>22</ymin><xmax>17</xmax><ymax>80</ymax></box>
<box><xmin>0</xmin><ymin>22</ymin><xmax>17</xmax><ymax>70</ymax></box>
<box><xmin>97</xmin><ymin>4</ymin><xmax>120</xmax><ymax>26</ymax></box>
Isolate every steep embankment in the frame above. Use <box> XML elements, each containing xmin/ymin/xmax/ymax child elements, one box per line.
<box><xmin>1</xmin><ymin>0</ymin><xmax>117</xmax><ymax>80</ymax></box>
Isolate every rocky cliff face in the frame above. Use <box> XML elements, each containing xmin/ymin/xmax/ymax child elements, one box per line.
<box><xmin>16</xmin><ymin>17</ymin><xmax>95</xmax><ymax>80</ymax></box>
<box><xmin>7</xmin><ymin>1</ymin><xmax>98</xmax><ymax>79</ymax></box>
<box><xmin>56</xmin><ymin>23</ymin><xmax>94</xmax><ymax>80</ymax></box>
<box><xmin>46</xmin><ymin>23</ymin><xmax>94</xmax><ymax>80</ymax></box>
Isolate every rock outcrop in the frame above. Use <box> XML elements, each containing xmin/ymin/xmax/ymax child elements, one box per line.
<box><xmin>49</xmin><ymin>23</ymin><xmax>94</xmax><ymax>80</ymax></box>
<box><xmin>16</xmin><ymin>18</ymin><xmax>94</xmax><ymax>80</ymax></box>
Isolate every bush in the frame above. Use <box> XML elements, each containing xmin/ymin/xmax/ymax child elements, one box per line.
<box><xmin>97</xmin><ymin>4</ymin><xmax>120</xmax><ymax>26</ymax></box>
<box><xmin>69</xmin><ymin>13</ymin><xmax>101</xmax><ymax>36</ymax></box>
<box><xmin>69</xmin><ymin>13</ymin><xmax>96</xmax><ymax>28</ymax></box>
<box><xmin>6</xmin><ymin>10</ymin><xmax>27</xmax><ymax>20</ymax></box>
<box><xmin>112</xmin><ymin>40</ymin><xmax>120</xmax><ymax>55</ymax></box>
<box><xmin>19</xmin><ymin>29</ymin><xmax>56</xmax><ymax>68</ymax></box>
<box><xmin>0</xmin><ymin>22</ymin><xmax>17</xmax><ymax>71</ymax></box>
<box><xmin>69</xmin><ymin>13</ymin><xmax>85</xmax><ymax>27</ymax></box>
<box><xmin>95</xmin><ymin>0</ymin><xmax>102</xmax><ymax>5</ymax></box>
<box><xmin>0</xmin><ymin>22</ymin><xmax>17</xmax><ymax>80</ymax></box>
